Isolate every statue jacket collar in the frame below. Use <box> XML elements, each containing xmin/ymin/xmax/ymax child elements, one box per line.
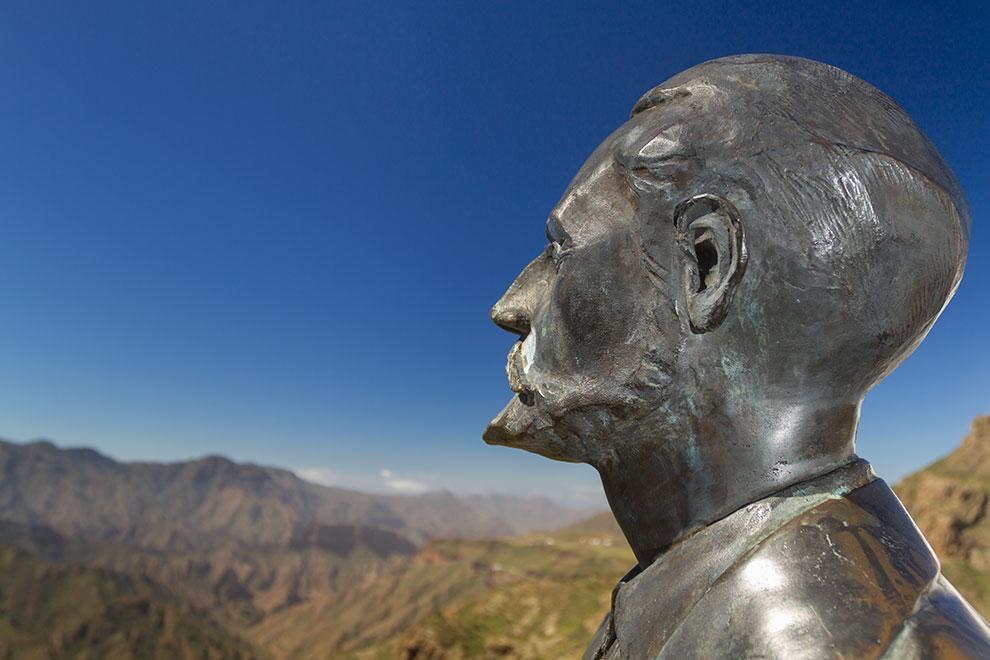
<box><xmin>582</xmin><ymin>458</ymin><xmax>988</xmax><ymax>659</ymax></box>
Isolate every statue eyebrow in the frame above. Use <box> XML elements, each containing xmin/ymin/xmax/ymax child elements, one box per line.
<box><xmin>630</xmin><ymin>86</ymin><xmax>691</xmax><ymax>117</ymax></box>
<box><xmin>545</xmin><ymin>215</ymin><xmax>572</xmax><ymax>245</ymax></box>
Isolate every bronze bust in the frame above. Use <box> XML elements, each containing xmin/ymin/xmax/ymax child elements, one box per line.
<box><xmin>486</xmin><ymin>55</ymin><xmax>990</xmax><ymax>658</ymax></box>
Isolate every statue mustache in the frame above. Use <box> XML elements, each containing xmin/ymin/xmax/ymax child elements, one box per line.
<box><xmin>505</xmin><ymin>341</ymin><xmax>528</xmax><ymax>394</ymax></box>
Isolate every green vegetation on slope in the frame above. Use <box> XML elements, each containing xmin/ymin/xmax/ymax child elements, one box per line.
<box><xmin>0</xmin><ymin>546</ymin><xmax>261</xmax><ymax>659</ymax></box>
<box><xmin>248</xmin><ymin>515</ymin><xmax>633</xmax><ymax>659</ymax></box>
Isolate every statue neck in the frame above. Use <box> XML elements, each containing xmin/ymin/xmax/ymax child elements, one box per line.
<box><xmin>596</xmin><ymin>399</ymin><xmax>860</xmax><ymax>567</ymax></box>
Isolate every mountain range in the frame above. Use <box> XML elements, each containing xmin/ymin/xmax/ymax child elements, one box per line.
<box><xmin>4</xmin><ymin>420</ymin><xmax>990</xmax><ymax>658</ymax></box>
<box><xmin>0</xmin><ymin>440</ymin><xmax>592</xmax><ymax>550</ymax></box>
<box><xmin>0</xmin><ymin>439</ymin><xmax>596</xmax><ymax>657</ymax></box>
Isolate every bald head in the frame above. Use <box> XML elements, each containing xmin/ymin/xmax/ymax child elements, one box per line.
<box><xmin>621</xmin><ymin>54</ymin><xmax>968</xmax><ymax>396</ymax></box>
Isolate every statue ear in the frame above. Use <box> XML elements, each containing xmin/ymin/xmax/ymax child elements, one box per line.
<box><xmin>674</xmin><ymin>194</ymin><xmax>748</xmax><ymax>333</ymax></box>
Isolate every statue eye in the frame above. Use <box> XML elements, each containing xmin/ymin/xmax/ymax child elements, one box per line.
<box><xmin>545</xmin><ymin>216</ymin><xmax>572</xmax><ymax>247</ymax></box>
<box><xmin>549</xmin><ymin>241</ymin><xmax>572</xmax><ymax>267</ymax></box>
<box><xmin>545</xmin><ymin>217</ymin><xmax>574</xmax><ymax>269</ymax></box>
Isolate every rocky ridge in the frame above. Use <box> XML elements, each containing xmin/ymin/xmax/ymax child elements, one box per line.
<box><xmin>895</xmin><ymin>415</ymin><xmax>990</xmax><ymax>617</ymax></box>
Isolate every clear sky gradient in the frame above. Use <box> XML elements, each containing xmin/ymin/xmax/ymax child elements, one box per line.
<box><xmin>0</xmin><ymin>1</ymin><xmax>986</xmax><ymax>506</ymax></box>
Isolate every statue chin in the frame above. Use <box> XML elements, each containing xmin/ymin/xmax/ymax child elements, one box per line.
<box><xmin>483</xmin><ymin>395</ymin><xmax>536</xmax><ymax>447</ymax></box>
<box><xmin>483</xmin><ymin>395</ymin><xmax>583</xmax><ymax>463</ymax></box>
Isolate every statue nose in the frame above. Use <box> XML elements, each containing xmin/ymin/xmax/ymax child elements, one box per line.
<box><xmin>491</xmin><ymin>304</ymin><xmax>531</xmax><ymax>336</ymax></box>
<box><xmin>489</xmin><ymin>250</ymin><xmax>552</xmax><ymax>337</ymax></box>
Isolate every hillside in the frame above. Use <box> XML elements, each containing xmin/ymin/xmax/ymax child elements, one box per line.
<box><xmin>894</xmin><ymin>415</ymin><xmax>990</xmax><ymax>618</ymax></box>
<box><xmin>248</xmin><ymin>516</ymin><xmax>635</xmax><ymax>659</ymax></box>
<box><xmin>0</xmin><ymin>545</ymin><xmax>259</xmax><ymax>659</ymax></box>
<box><xmin>0</xmin><ymin>439</ymin><xmax>604</xmax><ymax>657</ymax></box>
<box><xmin>0</xmin><ymin>511</ymin><xmax>633</xmax><ymax>660</ymax></box>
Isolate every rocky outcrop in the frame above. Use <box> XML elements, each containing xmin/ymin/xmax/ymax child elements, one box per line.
<box><xmin>895</xmin><ymin>416</ymin><xmax>990</xmax><ymax>616</ymax></box>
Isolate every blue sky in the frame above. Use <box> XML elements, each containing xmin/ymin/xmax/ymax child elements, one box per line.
<box><xmin>0</xmin><ymin>1</ymin><xmax>986</xmax><ymax>507</ymax></box>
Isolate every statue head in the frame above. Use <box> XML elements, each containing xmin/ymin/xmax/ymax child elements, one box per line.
<box><xmin>485</xmin><ymin>55</ymin><xmax>969</xmax><ymax>561</ymax></box>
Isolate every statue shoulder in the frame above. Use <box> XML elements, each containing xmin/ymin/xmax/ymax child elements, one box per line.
<box><xmin>885</xmin><ymin>574</ymin><xmax>990</xmax><ymax>659</ymax></box>
<box><xmin>603</xmin><ymin>478</ymin><xmax>990</xmax><ymax>658</ymax></box>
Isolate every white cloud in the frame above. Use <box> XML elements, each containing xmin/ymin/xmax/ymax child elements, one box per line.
<box><xmin>295</xmin><ymin>465</ymin><xmax>430</xmax><ymax>495</ymax></box>
<box><xmin>385</xmin><ymin>477</ymin><xmax>429</xmax><ymax>494</ymax></box>
<box><xmin>295</xmin><ymin>466</ymin><xmax>337</xmax><ymax>487</ymax></box>
<box><xmin>292</xmin><ymin>464</ymin><xmax>605</xmax><ymax>508</ymax></box>
<box><xmin>380</xmin><ymin>467</ymin><xmax>428</xmax><ymax>493</ymax></box>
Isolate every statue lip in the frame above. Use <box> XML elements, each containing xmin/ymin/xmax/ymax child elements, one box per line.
<box><xmin>505</xmin><ymin>341</ymin><xmax>527</xmax><ymax>394</ymax></box>
<box><xmin>486</xmin><ymin>343</ymin><xmax>538</xmax><ymax>447</ymax></box>
<box><xmin>504</xmin><ymin>340</ymin><xmax>538</xmax><ymax>407</ymax></box>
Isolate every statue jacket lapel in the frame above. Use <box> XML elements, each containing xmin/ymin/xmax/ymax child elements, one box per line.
<box><xmin>585</xmin><ymin>459</ymin><xmax>990</xmax><ymax>659</ymax></box>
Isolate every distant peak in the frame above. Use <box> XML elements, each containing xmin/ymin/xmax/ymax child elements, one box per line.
<box><xmin>24</xmin><ymin>439</ymin><xmax>58</xmax><ymax>449</ymax></box>
<box><xmin>972</xmin><ymin>416</ymin><xmax>990</xmax><ymax>435</ymax></box>
<box><xmin>961</xmin><ymin>416</ymin><xmax>990</xmax><ymax>451</ymax></box>
<box><xmin>896</xmin><ymin>415</ymin><xmax>990</xmax><ymax>485</ymax></box>
<box><xmin>197</xmin><ymin>454</ymin><xmax>236</xmax><ymax>466</ymax></box>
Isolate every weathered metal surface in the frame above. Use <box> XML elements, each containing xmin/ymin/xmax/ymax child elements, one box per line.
<box><xmin>486</xmin><ymin>55</ymin><xmax>988</xmax><ymax>657</ymax></box>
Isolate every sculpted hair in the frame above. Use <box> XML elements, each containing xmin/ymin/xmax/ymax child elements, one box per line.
<box><xmin>625</xmin><ymin>55</ymin><xmax>969</xmax><ymax>395</ymax></box>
